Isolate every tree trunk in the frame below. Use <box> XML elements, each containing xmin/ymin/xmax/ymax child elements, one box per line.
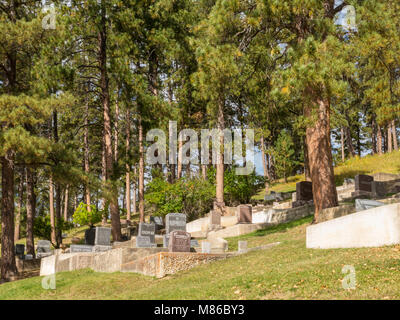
<box><xmin>303</xmin><ymin>135</ymin><xmax>311</xmax><ymax>181</ymax></box>
<box><xmin>387</xmin><ymin>124</ymin><xmax>393</xmax><ymax>153</ymax></box>
<box><xmin>216</xmin><ymin>96</ymin><xmax>225</xmax><ymax>205</ymax></box>
<box><xmin>114</xmin><ymin>96</ymin><xmax>119</xmax><ymax>162</ymax></box>
<box><xmin>260</xmin><ymin>135</ymin><xmax>269</xmax><ymax>194</ymax></box>
<box><xmin>14</xmin><ymin>169</ymin><xmax>24</xmax><ymax>242</ymax></box>
<box><xmin>125</xmin><ymin>110</ymin><xmax>131</xmax><ymax>221</ymax></box>
<box><xmin>345</xmin><ymin>126</ymin><xmax>355</xmax><ymax>157</ymax></box>
<box><xmin>25</xmin><ymin>167</ymin><xmax>36</xmax><ymax>257</ymax></box>
<box><xmin>84</xmin><ymin>99</ymin><xmax>91</xmax><ymax>212</ymax></box>
<box><xmin>133</xmin><ymin>166</ymin><xmax>137</xmax><ymax>215</ymax></box>
<box><xmin>305</xmin><ymin>97</ymin><xmax>338</xmax><ymax>221</ymax></box>
<box><xmin>63</xmin><ymin>185</ymin><xmax>69</xmax><ymax>222</ymax></box>
<box><xmin>49</xmin><ymin>174</ymin><xmax>56</xmax><ymax>246</ymax></box>
<box><xmin>53</xmin><ymin>111</ymin><xmax>62</xmax><ymax>248</ymax></box>
<box><xmin>371</xmin><ymin>116</ymin><xmax>377</xmax><ymax>154</ymax></box>
<box><xmin>1</xmin><ymin>150</ymin><xmax>18</xmax><ymax>282</ymax></box>
<box><xmin>138</xmin><ymin>118</ymin><xmax>145</xmax><ymax>222</ymax></box>
<box><xmin>392</xmin><ymin>120</ymin><xmax>398</xmax><ymax>151</ymax></box>
<box><xmin>377</xmin><ymin>124</ymin><xmax>383</xmax><ymax>154</ymax></box>
<box><xmin>340</xmin><ymin>127</ymin><xmax>345</xmax><ymax>162</ymax></box>
<box><xmin>99</xmin><ymin>0</ymin><xmax>121</xmax><ymax>240</ymax></box>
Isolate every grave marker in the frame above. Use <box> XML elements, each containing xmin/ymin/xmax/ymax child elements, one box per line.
<box><xmin>201</xmin><ymin>241</ymin><xmax>211</xmax><ymax>254</ymax></box>
<box><xmin>168</xmin><ymin>231</ymin><xmax>191</xmax><ymax>252</ymax></box>
<box><xmin>70</xmin><ymin>244</ymin><xmax>94</xmax><ymax>253</ymax></box>
<box><xmin>138</xmin><ymin>223</ymin><xmax>156</xmax><ymax>243</ymax></box>
<box><xmin>296</xmin><ymin>181</ymin><xmax>313</xmax><ymax>201</ymax></box>
<box><xmin>37</xmin><ymin>240</ymin><xmax>52</xmax><ymax>258</ymax></box>
<box><xmin>237</xmin><ymin>205</ymin><xmax>252</xmax><ymax>223</ymax></box>
<box><xmin>165</xmin><ymin>213</ymin><xmax>186</xmax><ymax>234</ymax></box>
<box><xmin>95</xmin><ymin>227</ymin><xmax>111</xmax><ymax>246</ymax></box>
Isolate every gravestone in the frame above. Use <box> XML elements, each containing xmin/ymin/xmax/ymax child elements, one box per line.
<box><xmin>15</xmin><ymin>244</ymin><xmax>25</xmax><ymax>259</ymax></box>
<box><xmin>296</xmin><ymin>181</ymin><xmax>313</xmax><ymax>201</ymax></box>
<box><xmin>201</xmin><ymin>241</ymin><xmax>211</xmax><ymax>254</ymax></box>
<box><xmin>136</xmin><ymin>236</ymin><xmax>157</xmax><ymax>248</ymax></box>
<box><xmin>95</xmin><ymin>227</ymin><xmax>111</xmax><ymax>246</ymax></box>
<box><xmin>70</xmin><ymin>244</ymin><xmax>94</xmax><ymax>253</ymax></box>
<box><xmin>169</xmin><ymin>231</ymin><xmax>191</xmax><ymax>252</ymax></box>
<box><xmin>37</xmin><ymin>240</ymin><xmax>52</xmax><ymax>258</ymax></box>
<box><xmin>237</xmin><ymin>205</ymin><xmax>252</xmax><ymax>223</ymax></box>
<box><xmin>138</xmin><ymin>223</ymin><xmax>156</xmax><ymax>243</ymax></box>
<box><xmin>238</xmin><ymin>241</ymin><xmax>248</xmax><ymax>253</ymax></box>
<box><xmin>208</xmin><ymin>210</ymin><xmax>221</xmax><ymax>229</ymax></box>
<box><xmin>150</xmin><ymin>216</ymin><xmax>164</xmax><ymax>232</ymax></box>
<box><xmin>355</xmin><ymin>199</ymin><xmax>385</xmax><ymax>212</ymax></box>
<box><xmin>371</xmin><ymin>181</ymin><xmax>387</xmax><ymax>198</ymax></box>
<box><xmin>165</xmin><ymin>213</ymin><xmax>186</xmax><ymax>234</ymax></box>
<box><xmin>85</xmin><ymin>227</ymin><xmax>96</xmax><ymax>245</ymax></box>
<box><xmin>355</xmin><ymin>174</ymin><xmax>374</xmax><ymax>192</ymax></box>
<box><xmin>25</xmin><ymin>254</ymin><xmax>33</xmax><ymax>260</ymax></box>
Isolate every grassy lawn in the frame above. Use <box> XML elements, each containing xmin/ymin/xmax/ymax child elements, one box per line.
<box><xmin>252</xmin><ymin>150</ymin><xmax>400</xmax><ymax>200</ymax></box>
<box><xmin>1</xmin><ymin>216</ymin><xmax>400</xmax><ymax>300</ymax></box>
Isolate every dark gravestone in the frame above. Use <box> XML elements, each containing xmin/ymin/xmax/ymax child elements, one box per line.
<box><xmin>237</xmin><ymin>205</ymin><xmax>252</xmax><ymax>223</ymax></box>
<box><xmin>168</xmin><ymin>231</ymin><xmax>191</xmax><ymax>252</ymax></box>
<box><xmin>138</xmin><ymin>223</ymin><xmax>156</xmax><ymax>243</ymax></box>
<box><xmin>296</xmin><ymin>181</ymin><xmax>313</xmax><ymax>201</ymax></box>
<box><xmin>70</xmin><ymin>244</ymin><xmax>94</xmax><ymax>253</ymax></box>
<box><xmin>372</xmin><ymin>181</ymin><xmax>387</xmax><ymax>198</ymax></box>
<box><xmin>95</xmin><ymin>227</ymin><xmax>111</xmax><ymax>246</ymax></box>
<box><xmin>85</xmin><ymin>227</ymin><xmax>96</xmax><ymax>245</ymax></box>
<box><xmin>165</xmin><ymin>213</ymin><xmax>186</xmax><ymax>234</ymax></box>
<box><xmin>15</xmin><ymin>244</ymin><xmax>25</xmax><ymax>259</ymax></box>
<box><xmin>355</xmin><ymin>174</ymin><xmax>374</xmax><ymax>192</ymax></box>
<box><xmin>150</xmin><ymin>216</ymin><xmax>164</xmax><ymax>232</ymax></box>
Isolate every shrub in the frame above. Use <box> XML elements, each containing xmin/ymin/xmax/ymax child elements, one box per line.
<box><xmin>72</xmin><ymin>202</ymin><xmax>103</xmax><ymax>227</ymax></box>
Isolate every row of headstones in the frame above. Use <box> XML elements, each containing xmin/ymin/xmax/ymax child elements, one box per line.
<box><xmin>70</xmin><ymin>227</ymin><xmax>112</xmax><ymax>253</ymax></box>
<box><xmin>15</xmin><ymin>239</ymin><xmax>55</xmax><ymax>260</ymax></box>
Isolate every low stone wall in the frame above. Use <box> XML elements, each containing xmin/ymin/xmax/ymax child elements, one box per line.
<box><xmin>373</xmin><ymin>172</ymin><xmax>400</xmax><ymax>182</ymax></box>
<box><xmin>16</xmin><ymin>258</ymin><xmax>41</xmax><ymax>273</ymax></box>
<box><xmin>316</xmin><ymin>204</ymin><xmax>355</xmax><ymax>223</ymax></box>
<box><xmin>269</xmin><ymin>205</ymin><xmax>314</xmax><ymax>225</ymax></box>
<box><xmin>306</xmin><ymin>203</ymin><xmax>400</xmax><ymax>249</ymax></box>
<box><xmin>207</xmin><ymin>223</ymin><xmax>269</xmax><ymax>239</ymax></box>
<box><xmin>120</xmin><ymin>252</ymin><xmax>231</xmax><ymax>278</ymax></box>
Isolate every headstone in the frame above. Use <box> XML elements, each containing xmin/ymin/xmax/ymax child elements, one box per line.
<box><xmin>93</xmin><ymin>245</ymin><xmax>112</xmax><ymax>252</ymax></box>
<box><xmin>355</xmin><ymin>199</ymin><xmax>385</xmax><ymax>212</ymax></box>
<box><xmin>237</xmin><ymin>205</ymin><xmax>252</xmax><ymax>223</ymax></box>
<box><xmin>138</xmin><ymin>223</ymin><xmax>156</xmax><ymax>243</ymax></box>
<box><xmin>190</xmin><ymin>239</ymin><xmax>199</xmax><ymax>248</ymax></box>
<box><xmin>371</xmin><ymin>181</ymin><xmax>387</xmax><ymax>198</ymax></box>
<box><xmin>25</xmin><ymin>254</ymin><xmax>33</xmax><ymax>260</ymax></box>
<box><xmin>70</xmin><ymin>244</ymin><xmax>94</xmax><ymax>253</ymax></box>
<box><xmin>238</xmin><ymin>241</ymin><xmax>248</xmax><ymax>253</ymax></box>
<box><xmin>95</xmin><ymin>227</ymin><xmax>111</xmax><ymax>246</ymax></box>
<box><xmin>163</xmin><ymin>234</ymin><xmax>170</xmax><ymax>248</ymax></box>
<box><xmin>201</xmin><ymin>241</ymin><xmax>211</xmax><ymax>254</ymax></box>
<box><xmin>15</xmin><ymin>244</ymin><xmax>25</xmax><ymax>259</ymax></box>
<box><xmin>165</xmin><ymin>213</ymin><xmax>186</xmax><ymax>234</ymax></box>
<box><xmin>150</xmin><ymin>216</ymin><xmax>164</xmax><ymax>232</ymax></box>
<box><xmin>85</xmin><ymin>227</ymin><xmax>96</xmax><ymax>245</ymax></box>
<box><xmin>37</xmin><ymin>240</ymin><xmax>52</xmax><ymax>258</ymax></box>
<box><xmin>355</xmin><ymin>174</ymin><xmax>374</xmax><ymax>192</ymax></box>
<box><xmin>136</xmin><ymin>236</ymin><xmax>157</xmax><ymax>248</ymax></box>
<box><xmin>296</xmin><ymin>181</ymin><xmax>313</xmax><ymax>201</ymax></box>
<box><xmin>208</xmin><ymin>210</ymin><xmax>221</xmax><ymax>229</ymax></box>
<box><xmin>169</xmin><ymin>231</ymin><xmax>191</xmax><ymax>252</ymax></box>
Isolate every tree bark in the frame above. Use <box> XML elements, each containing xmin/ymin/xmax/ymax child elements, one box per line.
<box><xmin>138</xmin><ymin>118</ymin><xmax>145</xmax><ymax>222</ymax></box>
<box><xmin>305</xmin><ymin>96</ymin><xmax>338</xmax><ymax>221</ymax></box>
<box><xmin>133</xmin><ymin>166</ymin><xmax>137</xmax><ymax>215</ymax></box>
<box><xmin>340</xmin><ymin>127</ymin><xmax>345</xmax><ymax>162</ymax></box>
<box><xmin>25</xmin><ymin>167</ymin><xmax>36</xmax><ymax>257</ymax></box>
<box><xmin>125</xmin><ymin>110</ymin><xmax>131</xmax><ymax>221</ymax></box>
<box><xmin>216</xmin><ymin>95</ymin><xmax>225</xmax><ymax>205</ymax></box>
<box><xmin>14</xmin><ymin>169</ymin><xmax>24</xmax><ymax>242</ymax></box>
<box><xmin>387</xmin><ymin>124</ymin><xmax>393</xmax><ymax>153</ymax></box>
<box><xmin>99</xmin><ymin>0</ymin><xmax>121</xmax><ymax>240</ymax></box>
<box><xmin>371</xmin><ymin>116</ymin><xmax>377</xmax><ymax>154</ymax></box>
<box><xmin>377</xmin><ymin>124</ymin><xmax>383</xmax><ymax>155</ymax></box>
<box><xmin>63</xmin><ymin>185</ymin><xmax>69</xmax><ymax>222</ymax></box>
<box><xmin>303</xmin><ymin>135</ymin><xmax>311</xmax><ymax>181</ymax></box>
<box><xmin>49</xmin><ymin>174</ymin><xmax>56</xmax><ymax>246</ymax></box>
<box><xmin>260</xmin><ymin>135</ymin><xmax>269</xmax><ymax>194</ymax></box>
<box><xmin>345</xmin><ymin>126</ymin><xmax>355</xmax><ymax>157</ymax></box>
<box><xmin>1</xmin><ymin>150</ymin><xmax>18</xmax><ymax>282</ymax></box>
<box><xmin>392</xmin><ymin>120</ymin><xmax>398</xmax><ymax>151</ymax></box>
<box><xmin>84</xmin><ymin>99</ymin><xmax>91</xmax><ymax>212</ymax></box>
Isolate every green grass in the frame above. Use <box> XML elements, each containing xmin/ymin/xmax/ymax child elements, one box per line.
<box><xmin>253</xmin><ymin>150</ymin><xmax>400</xmax><ymax>200</ymax></box>
<box><xmin>2</xmin><ymin>215</ymin><xmax>400</xmax><ymax>300</ymax></box>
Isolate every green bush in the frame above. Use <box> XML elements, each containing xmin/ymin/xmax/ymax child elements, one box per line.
<box><xmin>72</xmin><ymin>202</ymin><xmax>103</xmax><ymax>227</ymax></box>
<box><xmin>145</xmin><ymin>177</ymin><xmax>215</xmax><ymax>221</ymax></box>
<box><xmin>33</xmin><ymin>215</ymin><xmax>74</xmax><ymax>241</ymax></box>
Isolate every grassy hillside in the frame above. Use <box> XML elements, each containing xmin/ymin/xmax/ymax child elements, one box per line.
<box><xmin>253</xmin><ymin>150</ymin><xmax>400</xmax><ymax>199</ymax></box>
<box><xmin>1</xmin><ymin>216</ymin><xmax>400</xmax><ymax>300</ymax></box>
